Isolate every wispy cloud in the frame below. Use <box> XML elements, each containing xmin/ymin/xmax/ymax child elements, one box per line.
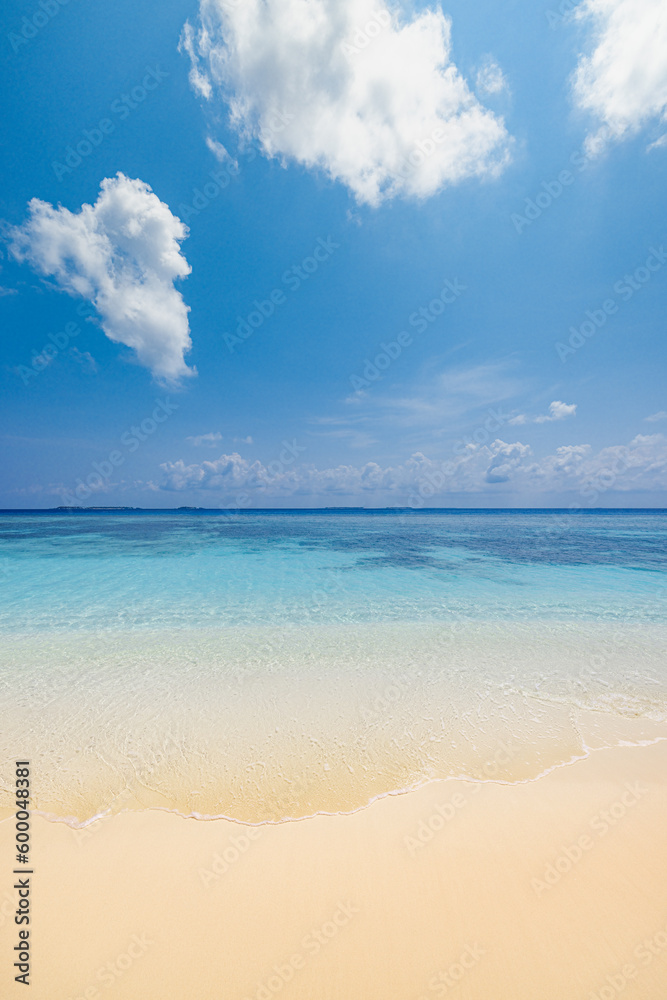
<box><xmin>69</xmin><ymin>347</ymin><xmax>98</xmax><ymax>374</ymax></box>
<box><xmin>205</xmin><ymin>136</ymin><xmax>233</xmax><ymax>164</ymax></box>
<box><xmin>187</xmin><ymin>431</ymin><xmax>223</xmax><ymax>447</ymax></box>
<box><xmin>309</xmin><ymin>419</ymin><xmax>378</xmax><ymax>450</ymax></box>
<box><xmin>646</xmin><ymin>410</ymin><xmax>667</xmax><ymax>423</ymax></box>
<box><xmin>344</xmin><ymin>362</ymin><xmax>524</xmax><ymax>430</ymax></box>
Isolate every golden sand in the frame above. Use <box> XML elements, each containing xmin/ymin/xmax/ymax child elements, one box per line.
<box><xmin>2</xmin><ymin>740</ymin><xmax>667</xmax><ymax>999</ymax></box>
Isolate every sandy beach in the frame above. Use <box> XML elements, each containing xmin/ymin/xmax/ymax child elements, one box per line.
<box><xmin>2</xmin><ymin>738</ymin><xmax>666</xmax><ymax>999</ymax></box>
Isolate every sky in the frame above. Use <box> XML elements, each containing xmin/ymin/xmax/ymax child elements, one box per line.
<box><xmin>0</xmin><ymin>0</ymin><xmax>666</xmax><ymax>509</ymax></box>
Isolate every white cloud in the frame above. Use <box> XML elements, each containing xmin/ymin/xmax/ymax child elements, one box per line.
<box><xmin>205</xmin><ymin>136</ymin><xmax>233</xmax><ymax>163</ymax></box>
<box><xmin>234</xmin><ymin>435</ymin><xmax>254</xmax><ymax>445</ymax></box>
<box><xmin>534</xmin><ymin>400</ymin><xmax>578</xmax><ymax>423</ymax></box>
<box><xmin>572</xmin><ymin>0</ymin><xmax>667</xmax><ymax>155</ymax></box>
<box><xmin>159</xmin><ymin>433</ymin><xmax>667</xmax><ymax>499</ymax></box>
<box><xmin>179</xmin><ymin>20</ymin><xmax>212</xmax><ymax>99</ymax></box>
<box><xmin>187</xmin><ymin>432</ymin><xmax>223</xmax><ymax>447</ymax></box>
<box><xmin>9</xmin><ymin>174</ymin><xmax>194</xmax><ymax>382</ymax></box>
<box><xmin>476</xmin><ymin>57</ymin><xmax>508</xmax><ymax>97</ymax></box>
<box><xmin>484</xmin><ymin>440</ymin><xmax>531</xmax><ymax>483</ymax></box>
<box><xmin>646</xmin><ymin>410</ymin><xmax>667</xmax><ymax>422</ymax></box>
<box><xmin>504</xmin><ymin>400</ymin><xmax>578</xmax><ymax>426</ymax></box>
<box><xmin>182</xmin><ymin>0</ymin><xmax>511</xmax><ymax>205</ymax></box>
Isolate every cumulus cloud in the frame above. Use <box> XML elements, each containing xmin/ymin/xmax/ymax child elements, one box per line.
<box><xmin>9</xmin><ymin>174</ymin><xmax>194</xmax><ymax>382</ymax></box>
<box><xmin>182</xmin><ymin>0</ymin><xmax>511</xmax><ymax>205</ymax></box>
<box><xmin>484</xmin><ymin>440</ymin><xmax>531</xmax><ymax>483</ymax></box>
<box><xmin>572</xmin><ymin>0</ymin><xmax>667</xmax><ymax>155</ymax></box>
<box><xmin>510</xmin><ymin>401</ymin><xmax>577</xmax><ymax>425</ymax></box>
<box><xmin>535</xmin><ymin>400</ymin><xmax>578</xmax><ymax>423</ymax></box>
<box><xmin>159</xmin><ymin>433</ymin><xmax>667</xmax><ymax>500</ymax></box>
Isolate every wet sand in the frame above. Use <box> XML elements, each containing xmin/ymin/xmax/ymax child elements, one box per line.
<box><xmin>1</xmin><ymin>739</ymin><xmax>667</xmax><ymax>999</ymax></box>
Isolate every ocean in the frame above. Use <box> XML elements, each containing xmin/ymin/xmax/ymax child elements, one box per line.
<box><xmin>1</xmin><ymin>509</ymin><xmax>666</xmax><ymax>824</ymax></box>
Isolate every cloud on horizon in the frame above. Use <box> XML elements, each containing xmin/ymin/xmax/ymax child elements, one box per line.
<box><xmin>157</xmin><ymin>432</ymin><xmax>667</xmax><ymax>501</ymax></box>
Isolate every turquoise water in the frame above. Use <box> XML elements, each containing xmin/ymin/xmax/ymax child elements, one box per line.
<box><xmin>1</xmin><ymin>509</ymin><xmax>666</xmax><ymax>821</ymax></box>
<box><xmin>0</xmin><ymin>509</ymin><xmax>665</xmax><ymax>631</ymax></box>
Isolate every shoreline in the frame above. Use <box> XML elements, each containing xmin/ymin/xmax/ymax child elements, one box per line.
<box><xmin>16</xmin><ymin>720</ymin><xmax>667</xmax><ymax>830</ymax></box>
<box><xmin>2</xmin><ymin>739</ymin><xmax>667</xmax><ymax>998</ymax></box>
<box><xmin>3</xmin><ymin>697</ymin><xmax>667</xmax><ymax>828</ymax></box>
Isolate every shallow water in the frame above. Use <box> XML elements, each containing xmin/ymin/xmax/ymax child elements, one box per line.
<box><xmin>1</xmin><ymin>510</ymin><xmax>665</xmax><ymax>823</ymax></box>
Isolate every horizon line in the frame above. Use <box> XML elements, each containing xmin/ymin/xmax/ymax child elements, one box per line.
<box><xmin>1</xmin><ymin>506</ymin><xmax>666</xmax><ymax>514</ymax></box>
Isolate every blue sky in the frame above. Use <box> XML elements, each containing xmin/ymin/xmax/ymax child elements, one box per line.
<box><xmin>1</xmin><ymin>0</ymin><xmax>666</xmax><ymax>508</ymax></box>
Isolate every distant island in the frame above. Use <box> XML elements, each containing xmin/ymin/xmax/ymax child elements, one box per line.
<box><xmin>54</xmin><ymin>506</ymin><xmax>141</xmax><ymax>511</ymax></box>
